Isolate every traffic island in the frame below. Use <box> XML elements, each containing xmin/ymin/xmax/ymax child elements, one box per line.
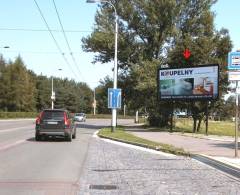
<box><xmin>98</xmin><ymin>127</ymin><xmax>190</xmax><ymax>156</ymax></box>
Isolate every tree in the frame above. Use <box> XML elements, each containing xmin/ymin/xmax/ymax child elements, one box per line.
<box><xmin>82</xmin><ymin>0</ymin><xmax>179</xmax><ymax>67</ymax></box>
<box><xmin>95</xmin><ymin>76</ymin><xmax>113</xmax><ymax>114</ymax></box>
<box><xmin>82</xmin><ymin>0</ymin><xmax>231</xmax><ymax>128</ymax></box>
<box><xmin>0</xmin><ymin>53</ymin><xmax>93</xmax><ymax>113</ymax></box>
<box><xmin>167</xmin><ymin>1</ymin><xmax>232</xmax><ymax>132</ymax></box>
<box><xmin>0</xmin><ymin>55</ymin><xmax>7</xmax><ymax>111</ymax></box>
<box><xmin>0</xmin><ymin>56</ymin><xmax>36</xmax><ymax>111</ymax></box>
<box><xmin>36</xmin><ymin>75</ymin><xmax>51</xmax><ymax>111</ymax></box>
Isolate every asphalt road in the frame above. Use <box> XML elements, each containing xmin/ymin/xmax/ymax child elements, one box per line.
<box><xmin>0</xmin><ymin>118</ymin><xmax>239</xmax><ymax>194</ymax></box>
<box><xmin>0</xmin><ymin>118</ymin><xmax>133</xmax><ymax>195</ymax></box>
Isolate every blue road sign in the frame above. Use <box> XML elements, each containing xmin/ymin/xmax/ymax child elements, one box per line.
<box><xmin>108</xmin><ymin>88</ymin><xmax>122</xmax><ymax>109</ymax></box>
<box><xmin>228</xmin><ymin>52</ymin><xmax>240</xmax><ymax>70</ymax></box>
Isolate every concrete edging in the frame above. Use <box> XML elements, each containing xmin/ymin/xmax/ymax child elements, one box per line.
<box><xmin>98</xmin><ymin>134</ymin><xmax>190</xmax><ymax>156</ymax></box>
<box><xmin>191</xmin><ymin>154</ymin><xmax>240</xmax><ymax>179</ymax></box>
<box><xmin>98</xmin><ymin>133</ymin><xmax>240</xmax><ymax>179</ymax></box>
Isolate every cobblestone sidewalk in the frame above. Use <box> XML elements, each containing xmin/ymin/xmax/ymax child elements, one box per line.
<box><xmin>77</xmin><ymin>136</ymin><xmax>240</xmax><ymax>195</ymax></box>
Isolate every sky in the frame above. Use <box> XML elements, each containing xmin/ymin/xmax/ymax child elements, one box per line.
<box><xmin>0</xmin><ymin>0</ymin><xmax>239</xmax><ymax>90</ymax></box>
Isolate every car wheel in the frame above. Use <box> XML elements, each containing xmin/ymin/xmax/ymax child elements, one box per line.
<box><xmin>66</xmin><ymin>132</ymin><xmax>72</xmax><ymax>142</ymax></box>
<box><xmin>72</xmin><ymin>128</ymin><xmax>76</xmax><ymax>139</ymax></box>
<box><xmin>35</xmin><ymin>134</ymin><xmax>41</xmax><ymax>141</ymax></box>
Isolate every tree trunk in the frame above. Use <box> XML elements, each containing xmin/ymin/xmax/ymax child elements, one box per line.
<box><xmin>197</xmin><ymin>117</ymin><xmax>203</xmax><ymax>132</ymax></box>
<box><xmin>193</xmin><ymin>118</ymin><xmax>197</xmax><ymax>133</ymax></box>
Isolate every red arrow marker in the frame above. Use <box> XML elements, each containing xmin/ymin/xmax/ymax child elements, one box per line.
<box><xmin>183</xmin><ymin>49</ymin><xmax>191</xmax><ymax>59</ymax></box>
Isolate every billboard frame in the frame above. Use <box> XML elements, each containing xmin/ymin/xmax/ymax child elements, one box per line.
<box><xmin>157</xmin><ymin>64</ymin><xmax>219</xmax><ymax>101</ymax></box>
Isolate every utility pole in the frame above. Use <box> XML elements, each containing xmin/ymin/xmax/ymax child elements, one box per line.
<box><xmin>93</xmin><ymin>88</ymin><xmax>96</xmax><ymax>115</ymax></box>
<box><xmin>51</xmin><ymin>76</ymin><xmax>54</xmax><ymax>109</ymax></box>
<box><xmin>235</xmin><ymin>81</ymin><xmax>239</xmax><ymax>157</ymax></box>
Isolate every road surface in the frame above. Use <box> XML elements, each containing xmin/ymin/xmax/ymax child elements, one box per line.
<box><xmin>0</xmin><ymin>119</ymin><xmax>239</xmax><ymax>194</ymax></box>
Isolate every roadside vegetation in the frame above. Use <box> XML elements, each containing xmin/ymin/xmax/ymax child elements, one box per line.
<box><xmin>144</xmin><ymin>118</ymin><xmax>236</xmax><ymax>137</ymax></box>
<box><xmin>0</xmin><ymin>55</ymin><xmax>93</xmax><ymax>114</ymax></box>
<box><xmin>98</xmin><ymin>127</ymin><xmax>190</xmax><ymax>156</ymax></box>
<box><xmin>0</xmin><ymin>112</ymin><xmax>38</xmax><ymax>119</ymax></box>
<box><xmin>83</xmin><ymin>0</ymin><xmax>232</xmax><ymax>131</ymax></box>
<box><xmin>87</xmin><ymin>114</ymin><xmax>134</xmax><ymax>119</ymax></box>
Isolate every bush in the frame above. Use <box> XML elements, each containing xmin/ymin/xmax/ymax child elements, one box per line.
<box><xmin>148</xmin><ymin>113</ymin><xmax>170</xmax><ymax>127</ymax></box>
<box><xmin>0</xmin><ymin>112</ymin><xmax>38</xmax><ymax>119</ymax></box>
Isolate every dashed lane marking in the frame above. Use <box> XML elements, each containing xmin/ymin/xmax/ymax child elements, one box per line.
<box><xmin>0</xmin><ymin>125</ymin><xmax>34</xmax><ymax>134</ymax></box>
<box><xmin>0</xmin><ymin>139</ymin><xmax>27</xmax><ymax>152</ymax></box>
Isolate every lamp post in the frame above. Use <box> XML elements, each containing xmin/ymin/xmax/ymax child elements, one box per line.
<box><xmin>51</xmin><ymin>68</ymin><xmax>62</xmax><ymax>109</ymax></box>
<box><xmin>51</xmin><ymin>76</ymin><xmax>54</xmax><ymax>109</ymax></box>
<box><xmin>93</xmin><ymin>88</ymin><xmax>96</xmax><ymax>115</ymax></box>
<box><xmin>86</xmin><ymin>0</ymin><xmax>118</xmax><ymax>132</ymax></box>
<box><xmin>0</xmin><ymin>46</ymin><xmax>10</xmax><ymax>49</ymax></box>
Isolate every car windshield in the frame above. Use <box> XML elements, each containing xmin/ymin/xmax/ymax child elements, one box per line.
<box><xmin>76</xmin><ymin>113</ymin><xmax>84</xmax><ymax>116</ymax></box>
<box><xmin>42</xmin><ymin>111</ymin><xmax>64</xmax><ymax>120</ymax></box>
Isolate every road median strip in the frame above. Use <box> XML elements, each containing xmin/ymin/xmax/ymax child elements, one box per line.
<box><xmin>97</xmin><ymin>127</ymin><xmax>190</xmax><ymax>156</ymax></box>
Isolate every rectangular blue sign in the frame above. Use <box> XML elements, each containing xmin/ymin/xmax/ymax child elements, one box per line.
<box><xmin>108</xmin><ymin>88</ymin><xmax>122</xmax><ymax>109</ymax></box>
<box><xmin>228</xmin><ymin>52</ymin><xmax>240</xmax><ymax>70</ymax></box>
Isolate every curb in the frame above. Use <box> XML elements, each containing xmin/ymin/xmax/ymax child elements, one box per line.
<box><xmin>98</xmin><ymin>134</ymin><xmax>190</xmax><ymax>156</ymax></box>
<box><xmin>191</xmin><ymin>154</ymin><xmax>240</xmax><ymax>179</ymax></box>
<box><xmin>173</xmin><ymin>132</ymin><xmax>234</xmax><ymax>142</ymax></box>
<box><xmin>98</xmin><ymin>133</ymin><xmax>240</xmax><ymax>179</ymax></box>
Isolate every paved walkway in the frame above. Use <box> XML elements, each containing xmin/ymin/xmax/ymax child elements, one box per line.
<box><xmin>126</xmin><ymin>127</ymin><xmax>240</xmax><ymax>169</ymax></box>
<box><xmin>78</xmin><ymin>135</ymin><xmax>240</xmax><ymax>194</ymax></box>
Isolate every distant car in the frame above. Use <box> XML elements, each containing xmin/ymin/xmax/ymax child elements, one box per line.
<box><xmin>74</xmin><ymin>113</ymin><xmax>86</xmax><ymax>122</ymax></box>
<box><xmin>35</xmin><ymin>109</ymin><xmax>76</xmax><ymax>141</ymax></box>
<box><xmin>174</xmin><ymin>111</ymin><xmax>187</xmax><ymax>118</ymax></box>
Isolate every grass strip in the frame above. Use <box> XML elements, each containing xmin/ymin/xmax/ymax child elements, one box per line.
<box><xmin>98</xmin><ymin>127</ymin><xmax>190</xmax><ymax>156</ymax></box>
<box><xmin>143</xmin><ymin>119</ymin><xmax>236</xmax><ymax>137</ymax></box>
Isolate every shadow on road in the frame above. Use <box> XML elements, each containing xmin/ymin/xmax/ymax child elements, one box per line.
<box><xmin>26</xmin><ymin>137</ymin><xmax>67</xmax><ymax>142</ymax></box>
<box><xmin>75</xmin><ymin>123</ymin><xmax>108</xmax><ymax>130</ymax></box>
<box><xmin>210</xmin><ymin>142</ymin><xmax>240</xmax><ymax>149</ymax></box>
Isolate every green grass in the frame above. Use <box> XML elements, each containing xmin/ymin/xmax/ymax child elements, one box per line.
<box><xmin>145</xmin><ymin>118</ymin><xmax>236</xmax><ymax>137</ymax></box>
<box><xmin>174</xmin><ymin>118</ymin><xmax>235</xmax><ymax>136</ymax></box>
<box><xmin>98</xmin><ymin>127</ymin><xmax>189</xmax><ymax>156</ymax></box>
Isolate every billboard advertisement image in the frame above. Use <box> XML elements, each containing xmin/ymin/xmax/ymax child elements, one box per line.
<box><xmin>158</xmin><ymin>65</ymin><xmax>219</xmax><ymax>100</ymax></box>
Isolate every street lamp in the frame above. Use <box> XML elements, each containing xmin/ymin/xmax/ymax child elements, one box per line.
<box><xmin>51</xmin><ymin>68</ymin><xmax>62</xmax><ymax>109</ymax></box>
<box><xmin>86</xmin><ymin>0</ymin><xmax>118</xmax><ymax>132</ymax></box>
<box><xmin>0</xmin><ymin>46</ymin><xmax>10</xmax><ymax>49</ymax></box>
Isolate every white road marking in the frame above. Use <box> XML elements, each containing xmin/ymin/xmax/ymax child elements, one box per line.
<box><xmin>0</xmin><ymin>139</ymin><xmax>26</xmax><ymax>151</ymax></box>
<box><xmin>0</xmin><ymin>125</ymin><xmax>34</xmax><ymax>134</ymax></box>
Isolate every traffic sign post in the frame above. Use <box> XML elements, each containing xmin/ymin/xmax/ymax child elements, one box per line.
<box><xmin>228</xmin><ymin>52</ymin><xmax>240</xmax><ymax>70</ymax></box>
<box><xmin>108</xmin><ymin>88</ymin><xmax>122</xmax><ymax>109</ymax></box>
<box><xmin>228</xmin><ymin>52</ymin><xmax>240</xmax><ymax>157</ymax></box>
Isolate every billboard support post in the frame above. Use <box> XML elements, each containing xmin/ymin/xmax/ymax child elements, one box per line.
<box><xmin>235</xmin><ymin>81</ymin><xmax>239</xmax><ymax>158</ymax></box>
<box><xmin>205</xmin><ymin>101</ymin><xmax>209</xmax><ymax>136</ymax></box>
<box><xmin>170</xmin><ymin>101</ymin><xmax>174</xmax><ymax>132</ymax></box>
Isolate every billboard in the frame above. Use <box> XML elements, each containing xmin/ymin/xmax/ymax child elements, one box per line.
<box><xmin>158</xmin><ymin>65</ymin><xmax>219</xmax><ymax>100</ymax></box>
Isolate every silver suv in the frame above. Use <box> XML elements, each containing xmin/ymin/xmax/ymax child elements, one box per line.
<box><xmin>74</xmin><ymin>113</ymin><xmax>86</xmax><ymax>122</ymax></box>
